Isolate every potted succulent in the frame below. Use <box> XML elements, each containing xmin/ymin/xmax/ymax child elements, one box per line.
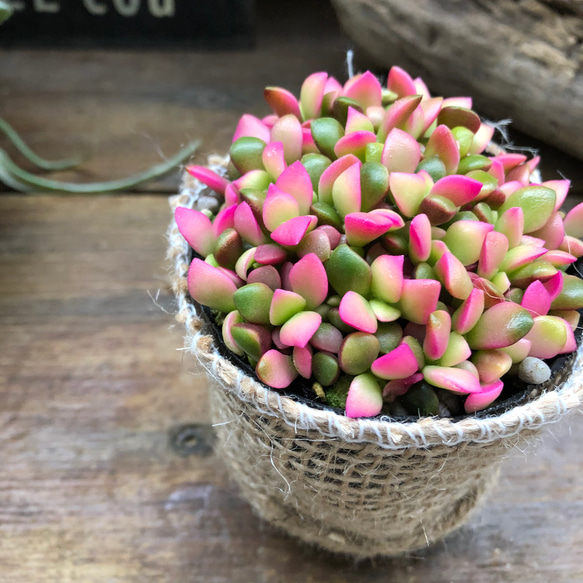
<box><xmin>168</xmin><ymin>66</ymin><xmax>583</xmax><ymax>557</ymax></box>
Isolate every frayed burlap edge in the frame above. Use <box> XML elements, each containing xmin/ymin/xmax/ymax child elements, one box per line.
<box><xmin>166</xmin><ymin>156</ymin><xmax>583</xmax><ymax>557</ymax></box>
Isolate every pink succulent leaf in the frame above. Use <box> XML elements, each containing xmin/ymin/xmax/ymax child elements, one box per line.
<box><xmin>247</xmin><ymin>265</ymin><xmax>281</xmax><ymax>291</ymax></box>
<box><xmin>187</xmin><ymin>258</ymin><xmax>239</xmax><ymax>313</ymax></box>
<box><xmin>527</xmin><ymin>155</ymin><xmax>541</xmax><ymax>173</ymax></box>
<box><xmin>371</xmin><ymin>254</ymin><xmax>404</xmax><ymax>304</ymax></box>
<box><xmin>369</xmin><ymin>299</ymin><xmax>401</xmax><ymax>322</ymax></box>
<box><xmin>345</xmin><ymin>373</ymin><xmax>383</xmax><ymax>418</ymax></box>
<box><xmin>222</xmin><ymin>310</ymin><xmax>245</xmax><ymax>356</ymax></box>
<box><xmin>404</xmin><ymin>107</ymin><xmax>426</xmax><ymax>140</ymax></box>
<box><xmin>366</xmin><ymin>106</ymin><xmax>386</xmax><ymax>131</ymax></box>
<box><xmin>324</xmin><ymin>76</ymin><xmax>342</xmax><ymax>94</ymax></box>
<box><xmin>413</xmin><ymin>77</ymin><xmax>431</xmax><ymax>99</ymax></box>
<box><xmin>531</xmin><ymin>211</ymin><xmax>565</xmax><ymax>249</ymax></box>
<box><xmin>175</xmin><ymin>206</ymin><xmax>215</xmax><ymax>257</ymax></box>
<box><xmin>424</xmin><ymin>310</ymin><xmax>452</xmax><ymax>361</ymax></box>
<box><xmin>471</xmin><ymin>277</ymin><xmax>506</xmax><ymax>309</ymax></box>
<box><xmin>234</xmin><ymin>201</ymin><xmax>268</xmax><ymax>246</ymax></box>
<box><xmin>495</xmin><ymin>206</ymin><xmax>525</xmax><ymax>248</ymax></box>
<box><xmin>310</xmin><ymin>323</ymin><xmax>344</xmax><ymax>353</ymax></box>
<box><xmin>499</xmin><ymin>180</ymin><xmax>524</xmax><ymax>197</ymax></box>
<box><xmin>224</xmin><ymin>184</ymin><xmax>241</xmax><ymax>206</ymax></box>
<box><xmin>423</xmin><ymin>365</ymin><xmax>482</xmax><ymax>394</ymax></box>
<box><xmin>212</xmin><ymin>204</ymin><xmax>237</xmax><ymax>238</ymax></box>
<box><xmin>345</xmin><ymin>107</ymin><xmax>375</xmax><ymax>133</ymax></box>
<box><xmin>289</xmin><ymin>252</ymin><xmax>328</xmax><ymax>310</ymax></box>
<box><xmin>231</xmin><ymin>322</ymin><xmax>272</xmax><ymax>360</ymax></box>
<box><xmin>271</xmin><ymin>114</ymin><xmax>303</xmax><ymax>165</ymax></box>
<box><xmin>262</xmin><ymin>141</ymin><xmax>287</xmax><ymax>180</ymax></box>
<box><xmin>262</xmin><ymin>114</ymin><xmax>278</xmax><ymax>128</ymax></box>
<box><xmin>564</xmin><ymin>202</ymin><xmax>583</xmax><ymax>238</ymax></box>
<box><xmin>409</xmin><ymin>213</ymin><xmax>432</xmax><ymax>264</ymax></box>
<box><xmin>234</xmin><ymin>247</ymin><xmax>256</xmax><ymax>281</ymax></box>
<box><xmin>465</xmin><ymin>302</ymin><xmax>534</xmax><ymax>350</ymax></box>
<box><xmin>443</xmin><ymin>220</ymin><xmax>494</xmax><ymax>266</ymax></box>
<box><xmin>269</xmin><ymin>288</ymin><xmax>307</xmax><ymax>326</ymax></box>
<box><xmin>550</xmin><ymin>309</ymin><xmax>580</xmax><ymax>331</ymax></box>
<box><xmin>232</xmin><ymin>169</ymin><xmax>271</xmax><ymax>192</ymax></box>
<box><xmin>505</xmin><ymin>164</ymin><xmax>530</xmax><ymax>185</ymax></box>
<box><xmin>443</xmin><ymin>96</ymin><xmax>472</xmax><ymax>109</ymax></box>
<box><xmin>472</xmin><ymin>349</ymin><xmax>512</xmax><ymax>384</ymax></box>
<box><xmin>339</xmin><ymin>291</ymin><xmax>378</xmax><ymax>333</ymax></box>
<box><xmin>270</xmin><ymin>215</ymin><xmax>317</xmax><ymax>247</ymax></box>
<box><xmin>499</xmin><ymin>245</ymin><xmax>549</xmax><ymax>273</ymax></box>
<box><xmin>345</xmin><ymin>211</ymin><xmax>403</xmax><ymax>247</ymax></box>
<box><xmin>434</xmin><ymin>251</ymin><xmax>474</xmax><ymax>300</ymax></box>
<box><xmin>383</xmin><ymin>373</ymin><xmax>424</xmax><ymax>401</ymax></box>
<box><xmin>332</xmin><ymin>162</ymin><xmax>362</xmax><ymax>218</ymax></box>
<box><xmin>387</xmin><ymin>65</ymin><xmax>417</xmax><ymax>98</ymax></box>
<box><xmin>300</xmin><ymin>71</ymin><xmax>328</xmax><ymax>120</ymax></box>
<box><xmin>521</xmin><ymin>280</ymin><xmax>552</xmax><ymax>318</ymax></box>
<box><xmin>487</xmin><ymin>159</ymin><xmax>506</xmax><ymax>184</ymax></box>
<box><xmin>523</xmin><ymin>315</ymin><xmax>568</xmax><ymax>359</ymax></box>
<box><xmin>263</xmin><ymin>86</ymin><xmax>302</xmax><ymax>118</ymax></box>
<box><xmin>381</xmin><ymin>127</ymin><xmax>422</xmax><ymax>173</ymax></box>
<box><xmin>342</xmin><ymin>71</ymin><xmax>383</xmax><ymax>109</ymax></box>
<box><xmin>185</xmin><ymin>165</ymin><xmax>230</xmax><ymax>195</ymax></box>
<box><xmin>334</xmin><ymin>130</ymin><xmax>378</xmax><ymax>160</ymax></box>
<box><xmin>297</xmin><ymin>229</ymin><xmax>332</xmax><ymax>261</ymax></box>
<box><xmin>275</xmin><ymin>160</ymin><xmax>314</xmax><ymax>215</ymax></box>
<box><xmin>544</xmin><ymin>179</ymin><xmax>571</xmax><ymax>211</ymax></box>
<box><xmin>499</xmin><ymin>338</ymin><xmax>532</xmax><ymax>363</ymax></box>
<box><xmin>388</xmin><ymin>172</ymin><xmax>429</xmax><ymax>217</ymax></box>
<box><xmin>399</xmin><ymin>279</ymin><xmax>441</xmax><ymax>325</ymax></box>
<box><xmin>279</xmin><ymin>311</ymin><xmax>322</xmax><ymax>348</ymax></box>
<box><xmin>254</xmin><ymin>243</ymin><xmax>288</xmax><ymax>266</ymax></box>
<box><xmin>377</xmin><ymin>95</ymin><xmax>423</xmax><ymax>142</ymax></box>
<box><xmin>540</xmin><ymin>250</ymin><xmax>577</xmax><ymax>267</ymax></box>
<box><xmin>560</xmin><ymin>322</ymin><xmax>577</xmax><ymax>354</ymax></box>
<box><xmin>262</xmin><ymin>184</ymin><xmax>300</xmax><ymax>232</ymax></box>
<box><xmin>560</xmin><ymin>235</ymin><xmax>583</xmax><ymax>258</ymax></box>
<box><xmin>256</xmin><ymin>350</ymin><xmax>298</xmax><ymax>389</ymax></box>
<box><xmin>371</xmin><ymin>342</ymin><xmax>419</xmax><ymax>380</ymax></box>
<box><xmin>292</xmin><ymin>345</ymin><xmax>313</xmax><ymax>379</ymax></box>
<box><xmin>302</xmin><ymin>127</ymin><xmax>319</xmax><ymax>155</ymax></box>
<box><xmin>419</xmin><ymin>97</ymin><xmax>444</xmax><ymax>135</ymax></box>
<box><xmin>494</xmin><ymin>153</ymin><xmax>528</xmax><ymax>172</ymax></box>
<box><xmin>316</xmin><ymin>225</ymin><xmax>342</xmax><ymax>249</ymax></box>
<box><xmin>271</xmin><ymin>327</ymin><xmax>287</xmax><ymax>350</ymax></box>
<box><xmin>430</xmin><ymin>174</ymin><xmax>483</xmax><ymax>206</ymax></box>
<box><xmin>318</xmin><ymin>154</ymin><xmax>361</xmax><ymax>205</ymax></box>
<box><xmin>233</xmin><ymin>114</ymin><xmax>271</xmax><ymax>143</ymax></box>
<box><xmin>425</xmin><ymin>125</ymin><xmax>460</xmax><ymax>174</ymax></box>
<box><xmin>469</xmin><ymin>123</ymin><xmax>495</xmax><ymax>155</ymax></box>
<box><xmin>454</xmin><ymin>360</ymin><xmax>480</xmax><ymax>379</ymax></box>
<box><xmin>439</xmin><ymin>332</ymin><xmax>472</xmax><ymax>367</ymax></box>
<box><xmin>403</xmin><ymin>322</ymin><xmax>426</xmax><ymax>344</ymax></box>
<box><xmin>478</xmin><ymin>231</ymin><xmax>509</xmax><ymax>279</ymax></box>
<box><xmin>464</xmin><ymin>380</ymin><xmax>504</xmax><ymax>413</ymax></box>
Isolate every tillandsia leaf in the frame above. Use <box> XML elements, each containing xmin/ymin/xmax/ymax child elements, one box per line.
<box><xmin>343</xmin><ymin>71</ymin><xmax>383</xmax><ymax>109</ymax></box>
<box><xmin>233</xmin><ymin>282</ymin><xmax>274</xmax><ymax>325</ymax></box>
<box><xmin>270</xmin><ymin>214</ymin><xmax>317</xmax><ymax>247</ymax></box>
<box><xmin>256</xmin><ymin>349</ymin><xmax>298</xmax><ymax>389</ymax></box>
<box><xmin>175</xmin><ymin>206</ymin><xmax>215</xmax><ymax>257</ymax></box>
<box><xmin>269</xmin><ymin>289</ymin><xmax>307</xmax><ymax>326</ymax></box>
<box><xmin>439</xmin><ymin>332</ymin><xmax>471</xmax><ymax>367</ymax></box>
<box><xmin>521</xmin><ymin>280</ymin><xmax>552</xmax><ymax>317</ymax></box>
<box><xmin>262</xmin><ymin>184</ymin><xmax>300</xmax><ymax>232</ymax></box>
<box><xmin>234</xmin><ymin>201</ymin><xmax>267</xmax><ymax>246</ymax></box>
<box><xmin>279</xmin><ymin>311</ymin><xmax>322</xmax><ymax>348</ymax></box>
<box><xmin>452</xmin><ymin>288</ymin><xmax>485</xmax><ymax>334</ymax></box>
<box><xmin>248</xmin><ymin>265</ymin><xmax>281</xmax><ymax>290</ymax></box>
<box><xmin>523</xmin><ymin>315</ymin><xmax>568</xmax><ymax>359</ymax></box>
<box><xmin>317</xmin><ymin>154</ymin><xmax>360</xmax><ymax>205</ymax></box>
<box><xmin>345</xmin><ymin>373</ymin><xmax>383</xmax><ymax>418</ymax></box>
<box><xmin>388</xmin><ymin>172</ymin><xmax>428</xmax><ymax>218</ymax></box>
<box><xmin>564</xmin><ymin>202</ymin><xmax>583</xmax><ymax>238</ymax></box>
<box><xmin>443</xmin><ymin>220</ymin><xmax>494</xmax><ymax>266</ymax></box>
<box><xmin>230</xmin><ymin>137</ymin><xmax>266</xmax><ymax>174</ymax></box>
<box><xmin>334</xmin><ymin>130</ymin><xmax>377</xmax><ymax>161</ymax></box>
<box><xmin>478</xmin><ymin>231</ymin><xmax>509</xmax><ymax>279</ymax></box>
<box><xmin>370</xmin><ymin>254</ymin><xmax>404</xmax><ymax>304</ymax></box>
<box><xmin>339</xmin><ymin>332</ymin><xmax>380</xmax><ymax>375</ymax></box>
<box><xmin>464</xmin><ymin>380</ymin><xmax>504</xmax><ymax>413</ymax></box>
<box><xmin>429</xmin><ymin>174</ymin><xmax>483</xmax><ymax>207</ymax></box>
<box><xmin>344</xmin><ymin>210</ymin><xmax>403</xmax><ymax>247</ymax></box>
<box><xmin>300</xmin><ymin>72</ymin><xmax>328</xmax><ymax>121</ymax></box>
<box><xmin>264</xmin><ymin>86</ymin><xmax>302</xmax><ymax>118</ymax></box>
<box><xmin>434</xmin><ymin>251</ymin><xmax>473</xmax><ymax>300</ymax></box>
<box><xmin>399</xmin><ymin>279</ymin><xmax>441</xmax><ymax>325</ymax></box>
<box><xmin>424</xmin><ymin>125</ymin><xmax>460</xmax><ymax>174</ymax></box>
<box><xmin>409</xmin><ymin>213</ymin><xmax>432</xmax><ymax>264</ymax></box>
<box><xmin>381</xmin><ymin>128</ymin><xmax>421</xmax><ymax>174</ymax></box>
<box><xmin>471</xmin><ymin>349</ymin><xmax>512</xmax><ymax>384</ymax></box>
<box><xmin>436</xmin><ymin>106</ymin><xmax>481</xmax><ymax>133</ymax></box>
<box><xmin>498</xmin><ymin>185</ymin><xmax>557</xmax><ymax>233</ymax></box>
<box><xmin>187</xmin><ymin>258</ymin><xmax>238</xmax><ymax>313</ymax></box>
<box><xmin>311</xmin><ymin>117</ymin><xmax>345</xmax><ymax>160</ymax></box>
<box><xmin>332</xmin><ymin>162</ymin><xmax>362</xmax><ymax>218</ymax></box>
<box><xmin>1</xmin><ymin>139</ymin><xmax>200</xmax><ymax>194</ymax></box>
<box><xmin>275</xmin><ymin>160</ymin><xmax>314</xmax><ymax>215</ymax></box>
<box><xmin>377</xmin><ymin>95</ymin><xmax>422</xmax><ymax>142</ymax></box>
<box><xmin>222</xmin><ymin>310</ymin><xmax>245</xmax><ymax>356</ymax></box>
<box><xmin>495</xmin><ymin>206</ymin><xmax>525</xmax><ymax>249</ymax></box>
<box><xmin>468</xmin><ymin>123</ymin><xmax>495</xmax><ymax>155</ymax></box>
<box><xmin>233</xmin><ymin>114</ymin><xmax>271</xmax><ymax>143</ymax></box>
<box><xmin>360</xmin><ymin>161</ymin><xmax>389</xmax><ymax>211</ymax></box>
<box><xmin>271</xmin><ymin>114</ymin><xmax>303</xmax><ymax>165</ymax></box>
<box><xmin>288</xmin><ymin>252</ymin><xmax>328</xmax><ymax>310</ymax></box>
<box><xmin>310</xmin><ymin>323</ymin><xmax>344</xmax><ymax>353</ymax></box>
<box><xmin>424</xmin><ymin>310</ymin><xmax>452</xmax><ymax>361</ymax></box>
<box><xmin>345</xmin><ymin>107</ymin><xmax>375</xmax><ymax>134</ymax></box>
<box><xmin>422</xmin><ymin>365</ymin><xmax>481</xmax><ymax>394</ymax></box>
<box><xmin>339</xmin><ymin>291</ymin><xmax>378</xmax><ymax>333</ymax></box>
<box><xmin>465</xmin><ymin>302</ymin><xmax>534</xmax><ymax>350</ymax></box>
<box><xmin>371</xmin><ymin>342</ymin><xmax>419</xmax><ymax>380</ymax></box>
<box><xmin>0</xmin><ymin>118</ymin><xmax>84</xmax><ymax>171</ymax></box>
<box><xmin>262</xmin><ymin>141</ymin><xmax>287</xmax><ymax>180</ymax></box>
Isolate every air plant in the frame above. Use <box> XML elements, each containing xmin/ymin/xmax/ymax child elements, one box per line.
<box><xmin>176</xmin><ymin>66</ymin><xmax>583</xmax><ymax>419</ymax></box>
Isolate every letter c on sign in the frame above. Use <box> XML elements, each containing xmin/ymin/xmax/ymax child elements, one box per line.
<box><xmin>113</xmin><ymin>0</ymin><xmax>140</xmax><ymax>17</ymax></box>
<box><xmin>83</xmin><ymin>0</ymin><xmax>107</xmax><ymax>15</ymax></box>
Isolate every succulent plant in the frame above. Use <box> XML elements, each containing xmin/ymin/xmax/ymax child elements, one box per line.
<box><xmin>176</xmin><ymin>66</ymin><xmax>583</xmax><ymax>419</ymax></box>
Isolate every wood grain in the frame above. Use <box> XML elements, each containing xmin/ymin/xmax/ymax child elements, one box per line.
<box><xmin>1</xmin><ymin>195</ymin><xmax>582</xmax><ymax>583</ymax></box>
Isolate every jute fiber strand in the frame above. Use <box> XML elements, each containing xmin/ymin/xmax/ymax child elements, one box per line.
<box><xmin>167</xmin><ymin>157</ymin><xmax>583</xmax><ymax>558</ymax></box>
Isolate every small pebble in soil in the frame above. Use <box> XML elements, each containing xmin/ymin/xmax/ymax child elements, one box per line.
<box><xmin>517</xmin><ymin>356</ymin><xmax>552</xmax><ymax>385</ymax></box>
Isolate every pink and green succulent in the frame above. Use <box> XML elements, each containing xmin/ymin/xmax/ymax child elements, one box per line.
<box><xmin>177</xmin><ymin>66</ymin><xmax>583</xmax><ymax>419</ymax></box>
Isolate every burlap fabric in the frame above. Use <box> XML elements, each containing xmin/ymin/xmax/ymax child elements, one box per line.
<box><xmin>167</xmin><ymin>157</ymin><xmax>583</xmax><ymax>558</ymax></box>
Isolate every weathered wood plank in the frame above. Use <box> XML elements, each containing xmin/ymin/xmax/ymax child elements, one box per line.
<box><xmin>1</xmin><ymin>195</ymin><xmax>582</xmax><ymax>582</ymax></box>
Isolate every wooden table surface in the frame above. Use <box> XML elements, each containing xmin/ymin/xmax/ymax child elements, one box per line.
<box><xmin>1</xmin><ymin>3</ymin><xmax>582</xmax><ymax>581</ymax></box>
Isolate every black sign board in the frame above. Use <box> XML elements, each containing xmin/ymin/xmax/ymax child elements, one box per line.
<box><xmin>0</xmin><ymin>0</ymin><xmax>255</xmax><ymax>48</ymax></box>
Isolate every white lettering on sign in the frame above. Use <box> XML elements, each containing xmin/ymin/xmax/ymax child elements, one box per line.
<box><xmin>33</xmin><ymin>0</ymin><xmax>60</xmax><ymax>12</ymax></box>
<box><xmin>148</xmin><ymin>0</ymin><xmax>174</xmax><ymax>17</ymax></box>
<box><xmin>112</xmin><ymin>0</ymin><xmax>140</xmax><ymax>17</ymax></box>
<box><xmin>83</xmin><ymin>0</ymin><xmax>107</xmax><ymax>15</ymax></box>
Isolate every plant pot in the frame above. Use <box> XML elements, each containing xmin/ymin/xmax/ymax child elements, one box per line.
<box><xmin>167</xmin><ymin>158</ymin><xmax>583</xmax><ymax>559</ymax></box>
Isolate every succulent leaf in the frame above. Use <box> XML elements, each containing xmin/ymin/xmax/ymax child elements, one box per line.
<box><xmin>345</xmin><ymin>373</ymin><xmax>383</xmax><ymax>418</ymax></box>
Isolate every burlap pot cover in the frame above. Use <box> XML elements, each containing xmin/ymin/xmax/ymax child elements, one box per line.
<box><xmin>167</xmin><ymin>157</ymin><xmax>583</xmax><ymax>559</ymax></box>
